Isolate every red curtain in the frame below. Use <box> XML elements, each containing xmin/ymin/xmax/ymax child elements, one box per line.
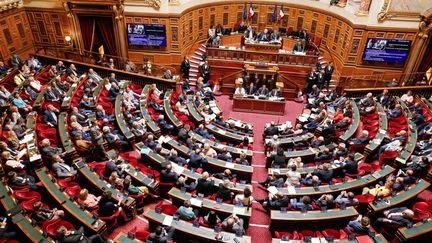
<box><xmin>78</xmin><ymin>16</ymin><xmax>96</xmax><ymax>52</ymax></box>
<box><xmin>96</xmin><ymin>17</ymin><xmax>117</xmax><ymax>56</ymax></box>
<box><xmin>418</xmin><ymin>36</ymin><xmax>432</xmax><ymax>73</ymax></box>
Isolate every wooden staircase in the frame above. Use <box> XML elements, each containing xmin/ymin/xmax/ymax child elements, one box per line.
<box><xmin>189</xmin><ymin>44</ymin><xmax>207</xmax><ymax>86</ymax></box>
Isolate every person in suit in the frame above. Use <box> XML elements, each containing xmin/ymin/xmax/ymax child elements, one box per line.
<box><xmin>32</xmin><ymin>201</ymin><xmax>65</xmax><ymax>223</ymax></box>
<box><xmin>148</xmin><ymin>226</ymin><xmax>176</xmax><ymax>243</ymax></box>
<box><xmin>269</xmin><ymin>86</ymin><xmax>282</xmax><ymax>98</ymax></box>
<box><xmin>293</xmin><ymin>40</ymin><xmax>303</xmax><ymax>52</ymax></box>
<box><xmin>222</xmin><ymin>214</ymin><xmax>245</xmax><ymax>234</ymax></box>
<box><xmin>188</xmin><ymin>148</ymin><xmax>206</xmax><ymax>169</ymax></box>
<box><xmin>257</xmin><ymin>28</ymin><xmax>270</xmax><ymax>42</ymax></box>
<box><xmin>259</xmin><ymin>171</ymin><xmax>284</xmax><ymax>188</ymax></box>
<box><xmin>377</xmin><ymin>89</ymin><xmax>390</xmax><ymax>108</ymax></box>
<box><xmin>10</xmin><ymin>54</ymin><xmax>23</xmax><ymax>67</ymax></box>
<box><xmin>316</xmin><ymin>70</ymin><xmax>325</xmax><ymax>90</ymax></box>
<box><xmin>160</xmin><ymin>164</ymin><xmax>178</xmax><ymax>183</ymax></box>
<box><xmin>216</xmin><ymin>180</ymin><xmax>234</xmax><ymax>202</ymax></box>
<box><xmin>313</xmin><ymin>163</ymin><xmax>334</xmax><ymax>183</ymax></box>
<box><xmin>52</xmin><ymin>156</ymin><xmax>77</xmax><ymax>178</ymax></box>
<box><xmin>44</xmin><ymin>86</ymin><xmax>60</xmax><ymax>102</ymax></box>
<box><xmin>55</xmin><ymin>61</ymin><xmax>66</xmax><ymax>73</ymax></box>
<box><xmin>256</xmin><ymin>84</ymin><xmax>269</xmax><ymax>96</ymax></box>
<box><xmin>350</xmin><ymin>130</ymin><xmax>370</xmax><ymax>146</ymax></box>
<box><xmin>7</xmin><ymin>171</ymin><xmax>37</xmax><ymax>190</ymax></box>
<box><xmin>299</xmin><ymin>29</ymin><xmax>309</xmax><ymax>41</ymax></box>
<box><xmin>156</xmin><ymin>115</ymin><xmax>174</xmax><ymax>133</ymax></box>
<box><xmin>342</xmin><ymin>153</ymin><xmax>358</xmax><ymax>175</ymax></box>
<box><xmin>66</xmin><ymin>63</ymin><xmax>79</xmax><ymax>77</ymax></box>
<box><xmin>87</xmin><ymin>69</ymin><xmax>102</xmax><ymax>83</ymax></box>
<box><xmin>373</xmin><ymin>207</ymin><xmax>414</xmax><ymax>231</ymax></box>
<box><xmin>12</xmin><ymin>118</ymin><xmax>27</xmax><ymax>140</ymax></box>
<box><xmin>257</xmin><ymin>191</ymin><xmax>289</xmax><ymax>210</ymax></box>
<box><xmin>177</xmin><ymin>124</ymin><xmax>193</xmax><ymax>148</ymax></box>
<box><xmin>43</xmin><ymin>104</ymin><xmax>59</xmax><ymax>127</ymax></box>
<box><xmin>200</xmin><ymin>60</ymin><xmax>211</xmax><ymax>84</ymax></box>
<box><xmin>347</xmin><ymin>216</ymin><xmax>371</xmax><ymax>235</ymax></box>
<box><xmin>335</xmin><ymin>191</ymin><xmax>359</xmax><ymax>207</ymax></box>
<box><xmin>180</xmin><ymin>56</ymin><xmax>190</xmax><ymax>79</ymax></box>
<box><xmin>97</xmin><ymin>191</ymin><xmax>129</xmax><ymax>221</ymax></box>
<box><xmin>245</xmin><ymin>82</ymin><xmax>256</xmax><ymax>96</ymax></box>
<box><xmin>212</xmin><ymin>36</ymin><xmax>221</xmax><ymax>46</ymax></box>
<box><xmin>0</xmin><ymin>61</ymin><xmax>9</xmax><ymax>75</ymax></box>
<box><xmin>389</xmin><ymin>104</ymin><xmax>403</xmax><ymax>118</ymax></box>
<box><xmin>305</xmin><ymin>68</ymin><xmax>317</xmax><ymax>93</ymax></box>
<box><xmin>55</xmin><ymin>225</ymin><xmax>105</xmax><ymax>243</ymax></box>
<box><xmin>244</xmin><ymin>26</ymin><xmax>256</xmax><ymax>40</ymax></box>
<box><xmin>195</xmin><ymin>172</ymin><xmax>215</xmax><ymax>196</ymax></box>
<box><xmin>269</xmin><ymin>147</ymin><xmax>287</xmax><ymax>168</ymax></box>
<box><xmin>108</xmin><ymin>82</ymin><xmax>120</xmax><ymax>102</ymax></box>
<box><xmin>176</xmin><ymin>200</ymin><xmax>198</xmax><ymax>220</ymax></box>
<box><xmin>323</xmin><ymin>61</ymin><xmax>334</xmax><ymax>89</ymax></box>
<box><xmin>40</xmin><ymin>139</ymin><xmax>64</xmax><ymax>160</ymax></box>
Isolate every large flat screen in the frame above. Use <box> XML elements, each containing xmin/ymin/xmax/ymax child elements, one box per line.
<box><xmin>362</xmin><ymin>38</ymin><xmax>412</xmax><ymax>64</ymax></box>
<box><xmin>127</xmin><ymin>23</ymin><xmax>167</xmax><ymax>47</ymax></box>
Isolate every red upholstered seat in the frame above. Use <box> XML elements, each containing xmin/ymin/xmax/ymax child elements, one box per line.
<box><xmin>154</xmin><ymin>201</ymin><xmax>178</xmax><ymax>216</ymax></box>
<box><xmin>413</xmin><ymin>201</ymin><xmax>431</xmax><ymax>213</ymax></box>
<box><xmin>99</xmin><ymin>209</ymin><xmax>121</xmax><ymax>229</ymax></box>
<box><xmin>20</xmin><ymin>198</ymin><xmax>44</xmax><ymax>212</ymax></box>
<box><xmin>13</xmin><ymin>189</ymin><xmax>41</xmax><ymax>201</ymax></box>
<box><xmin>378</xmin><ymin>150</ymin><xmax>399</xmax><ymax>163</ymax></box>
<box><xmin>299</xmin><ymin>230</ymin><xmax>315</xmax><ymax>239</ymax></box>
<box><xmin>43</xmin><ymin>219</ymin><xmax>74</xmax><ymax>237</ymax></box>
<box><xmin>322</xmin><ymin>229</ymin><xmax>347</xmax><ymax>239</ymax></box>
<box><xmin>354</xmin><ymin>194</ymin><xmax>375</xmax><ymax>204</ymax></box>
<box><xmin>274</xmin><ymin>231</ymin><xmax>299</xmax><ymax>240</ymax></box>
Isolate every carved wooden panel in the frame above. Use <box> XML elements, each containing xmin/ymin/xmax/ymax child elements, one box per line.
<box><xmin>0</xmin><ymin>9</ymin><xmax>33</xmax><ymax>60</ymax></box>
<box><xmin>26</xmin><ymin>10</ymin><xmax>71</xmax><ymax>46</ymax></box>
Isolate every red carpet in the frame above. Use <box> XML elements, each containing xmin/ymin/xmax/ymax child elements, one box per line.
<box><xmin>216</xmin><ymin>95</ymin><xmax>304</xmax><ymax>242</ymax></box>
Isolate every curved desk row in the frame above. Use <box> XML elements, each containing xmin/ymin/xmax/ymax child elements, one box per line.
<box><xmin>365</xmin><ymin>103</ymin><xmax>388</xmax><ymax>155</ymax></box>
<box><xmin>140</xmin><ymin>84</ymin><xmax>161</xmax><ymax>135</ymax></box>
<box><xmin>396</xmin><ymin>99</ymin><xmax>417</xmax><ymax>165</ymax></box>
<box><xmin>339</xmin><ymin>100</ymin><xmax>360</xmax><ymax>143</ymax></box>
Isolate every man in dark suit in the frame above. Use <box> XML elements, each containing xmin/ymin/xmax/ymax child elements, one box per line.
<box><xmin>148</xmin><ymin>226</ymin><xmax>176</xmax><ymax>243</ymax></box>
<box><xmin>188</xmin><ymin>148</ymin><xmax>206</xmax><ymax>169</ymax></box>
<box><xmin>180</xmin><ymin>56</ymin><xmax>190</xmax><ymax>79</ymax></box>
<box><xmin>160</xmin><ymin>164</ymin><xmax>178</xmax><ymax>183</ymax></box>
<box><xmin>108</xmin><ymin>82</ymin><xmax>120</xmax><ymax>102</ymax></box>
<box><xmin>305</xmin><ymin>68</ymin><xmax>317</xmax><ymax>93</ymax></box>
<box><xmin>244</xmin><ymin>26</ymin><xmax>256</xmax><ymax>40</ymax></box>
<box><xmin>195</xmin><ymin>172</ymin><xmax>215</xmax><ymax>196</ymax></box>
<box><xmin>316</xmin><ymin>70</ymin><xmax>325</xmax><ymax>90</ymax></box>
<box><xmin>256</xmin><ymin>84</ymin><xmax>269</xmax><ymax>97</ymax></box>
<box><xmin>177</xmin><ymin>124</ymin><xmax>193</xmax><ymax>148</ymax></box>
<box><xmin>43</xmin><ymin>104</ymin><xmax>59</xmax><ymax>127</ymax></box>
<box><xmin>10</xmin><ymin>54</ymin><xmax>23</xmax><ymax>67</ymax></box>
<box><xmin>55</xmin><ymin>61</ymin><xmax>66</xmax><ymax>73</ymax></box>
<box><xmin>7</xmin><ymin>171</ymin><xmax>37</xmax><ymax>190</ymax></box>
<box><xmin>56</xmin><ymin>225</ymin><xmax>104</xmax><ymax>243</ymax></box>
<box><xmin>257</xmin><ymin>191</ymin><xmax>289</xmax><ymax>210</ymax></box>
<box><xmin>373</xmin><ymin>207</ymin><xmax>414</xmax><ymax>231</ymax></box>
<box><xmin>293</xmin><ymin>40</ymin><xmax>303</xmax><ymax>52</ymax></box>
<box><xmin>245</xmin><ymin>82</ymin><xmax>256</xmax><ymax>96</ymax></box>
<box><xmin>41</xmin><ymin>139</ymin><xmax>63</xmax><ymax>159</ymax></box>
<box><xmin>44</xmin><ymin>86</ymin><xmax>60</xmax><ymax>102</ymax></box>
<box><xmin>257</xmin><ymin>29</ymin><xmax>270</xmax><ymax>42</ymax></box>
<box><xmin>263</xmin><ymin>121</ymin><xmax>279</xmax><ymax>138</ymax></box>
<box><xmin>323</xmin><ymin>61</ymin><xmax>334</xmax><ymax>89</ymax></box>
<box><xmin>269</xmin><ymin>87</ymin><xmax>282</xmax><ymax>98</ymax></box>
<box><xmin>66</xmin><ymin>63</ymin><xmax>79</xmax><ymax>77</ymax></box>
<box><xmin>389</xmin><ymin>104</ymin><xmax>403</xmax><ymax>118</ymax></box>
<box><xmin>347</xmin><ymin>217</ymin><xmax>371</xmax><ymax>235</ymax></box>
<box><xmin>350</xmin><ymin>130</ymin><xmax>370</xmax><ymax>145</ymax></box>
<box><xmin>299</xmin><ymin>29</ymin><xmax>308</xmax><ymax>41</ymax></box>
<box><xmin>313</xmin><ymin>163</ymin><xmax>333</xmax><ymax>183</ymax></box>
<box><xmin>342</xmin><ymin>154</ymin><xmax>358</xmax><ymax>175</ymax></box>
<box><xmin>109</xmin><ymin>73</ymin><xmax>119</xmax><ymax>86</ymax></box>
<box><xmin>200</xmin><ymin>60</ymin><xmax>211</xmax><ymax>84</ymax></box>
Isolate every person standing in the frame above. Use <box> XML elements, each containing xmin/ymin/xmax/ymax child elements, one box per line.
<box><xmin>180</xmin><ymin>56</ymin><xmax>190</xmax><ymax>79</ymax></box>
<box><xmin>200</xmin><ymin>61</ymin><xmax>211</xmax><ymax>84</ymax></box>
<box><xmin>324</xmin><ymin>61</ymin><xmax>334</xmax><ymax>90</ymax></box>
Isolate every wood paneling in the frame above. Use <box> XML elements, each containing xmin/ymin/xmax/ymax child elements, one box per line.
<box><xmin>0</xmin><ymin>9</ymin><xmax>33</xmax><ymax>60</ymax></box>
<box><xmin>26</xmin><ymin>9</ymin><xmax>71</xmax><ymax>47</ymax></box>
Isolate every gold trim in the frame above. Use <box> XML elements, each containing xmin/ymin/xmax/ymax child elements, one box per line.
<box><xmin>378</xmin><ymin>0</ymin><xmax>429</xmax><ymax>22</ymax></box>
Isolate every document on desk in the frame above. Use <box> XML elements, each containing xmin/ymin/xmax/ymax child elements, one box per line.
<box><xmin>140</xmin><ymin>147</ymin><xmax>150</xmax><ymax>155</ymax></box>
<box><xmin>171</xmin><ymin>163</ymin><xmax>185</xmax><ymax>175</ymax></box>
<box><xmin>287</xmin><ymin>186</ymin><xmax>296</xmax><ymax>194</ymax></box>
<box><xmin>233</xmin><ymin>206</ymin><xmax>245</xmax><ymax>215</ymax></box>
<box><xmin>271</xmin><ymin>169</ymin><xmax>280</xmax><ymax>175</ymax></box>
<box><xmin>225</xmin><ymin>162</ymin><xmax>235</xmax><ymax>168</ymax></box>
<box><xmin>190</xmin><ymin>198</ymin><xmax>203</xmax><ymax>207</ymax></box>
<box><xmin>162</xmin><ymin>215</ymin><xmax>173</xmax><ymax>226</ymax></box>
<box><xmin>268</xmin><ymin>186</ymin><xmax>278</xmax><ymax>195</ymax></box>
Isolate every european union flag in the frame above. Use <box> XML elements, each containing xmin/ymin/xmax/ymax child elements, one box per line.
<box><xmin>272</xmin><ymin>5</ymin><xmax>277</xmax><ymax>22</ymax></box>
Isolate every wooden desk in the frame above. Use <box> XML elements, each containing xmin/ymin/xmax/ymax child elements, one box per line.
<box><xmin>115</xmin><ymin>81</ymin><xmax>135</xmax><ymax>141</ymax></box>
<box><xmin>365</xmin><ymin>104</ymin><xmax>388</xmax><ymax>155</ymax></box>
<box><xmin>206</xmin><ymin>123</ymin><xmax>253</xmax><ymax>144</ymax></box>
<box><xmin>137</xmin><ymin>142</ymin><xmax>249</xmax><ymax>194</ymax></box>
<box><xmin>36</xmin><ymin>169</ymin><xmax>106</xmax><ymax>233</ymax></box>
<box><xmin>244</xmin><ymin>42</ymin><xmax>281</xmax><ymax>53</ymax></box>
<box><xmin>396</xmin><ymin>99</ymin><xmax>417</xmax><ymax>164</ymax></box>
<box><xmin>61</xmin><ymin>75</ymin><xmax>87</xmax><ymax>110</ymax></box>
<box><xmin>144</xmin><ymin>209</ymin><xmax>252</xmax><ymax>243</ymax></box>
<box><xmin>140</xmin><ymin>84</ymin><xmax>161</xmax><ymax>135</ymax></box>
<box><xmin>274</xmin><ymin>166</ymin><xmax>395</xmax><ymax>197</ymax></box>
<box><xmin>163</xmin><ymin>138</ymin><xmax>253</xmax><ymax>181</ymax></box>
<box><xmin>233</xmin><ymin>96</ymin><xmax>285</xmax><ymax>116</ymax></box>
<box><xmin>114</xmin><ymin>232</ymin><xmax>143</xmax><ymax>242</ymax></box>
<box><xmin>58</xmin><ymin>112</ymin><xmax>77</xmax><ymax>156</ymax></box>
<box><xmin>395</xmin><ymin>218</ymin><xmax>432</xmax><ymax>242</ymax></box>
<box><xmin>168</xmin><ymin>188</ymin><xmax>252</xmax><ymax>218</ymax></box>
<box><xmin>0</xmin><ymin>183</ymin><xmax>52</xmax><ymax>243</ymax></box>
<box><xmin>186</xmin><ymin>95</ymin><xmax>204</xmax><ymax>124</ymax></box>
<box><xmin>123</xmin><ymin>163</ymin><xmax>159</xmax><ymax>194</ymax></box>
<box><xmin>339</xmin><ymin>100</ymin><xmax>360</xmax><ymax>142</ymax></box>
<box><xmin>271</xmin><ymin>207</ymin><xmax>358</xmax><ymax>229</ymax></box>
<box><xmin>189</xmin><ymin>131</ymin><xmax>253</xmax><ymax>159</ymax></box>
<box><xmin>368</xmin><ymin>179</ymin><xmax>430</xmax><ymax>213</ymax></box>
<box><xmin>163</xmin><ymin>90</ymin><xmax>183</xmax><ymax>129</ymax></box>
<box><xmin>272</xmin><ymin>234</ymin><xmax>388</xmax><ymax>243</ymax></box>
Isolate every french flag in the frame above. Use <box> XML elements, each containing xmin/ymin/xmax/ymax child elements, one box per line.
<box><xmin>249</xmin><ymin>3</ymin><xmax>254</xmax><ymax>19</ymax></box>
<box><xmin>278</xmin><ymin>5</ymin><xmax>284</xmax><ymax>21</ymax></box>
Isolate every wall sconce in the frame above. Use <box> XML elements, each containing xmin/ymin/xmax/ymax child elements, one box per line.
<box><xmin>65</xmin><ymin>35</ymin><xmax>72</xmax><ymax>45</ymax></box>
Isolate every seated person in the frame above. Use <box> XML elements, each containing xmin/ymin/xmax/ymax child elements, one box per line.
<box><xmin>312</xmin><ymin>163</ymin><xmax>333</xmax><ymax>183</ymax></box>
<box><xmin>335</xmin><ymin>191</ymin><xmax>359</xmax><ymax>207</ymax></box>
<box><xmin>235</xmin><ymin>153</ymin><xmax>249</xmax><ymax>166</ymax></box>
<box><xmin>56</xmin><ymin>225</ymin><xmax>105</xmax><ymax>243</ymax></box>
<box><xmin>284</xmin><ymin>165</ymin><xmax>301</xmax><ymax>187</ymax></box>
<box><xmin>257</xmin><ymin>191</ymin><xmax>289</xmax><ymax>210</ymax></box>
<box><xmin>32</xmin><ymin>201</ymin><xmax>64</xmax><ymax>223</ymax></box>
<box><xmin>188</xmin><ymin>148</ymin><xmax>206</xmax><ymax>169</ymax></box>
<box><xmin>77</xmin><ymin>188</ymin><xmax>100</xmax><ymax>210</ymax></box>
<box><xmin>103</xmin><ymin>126</ymin><xmax>128</xmax><ymax>148</ymax></box>
<box><xmin>168</xmin><ymin>150</ymin><xmax>187</xmax><ymax>166</ymax></box>
<box><xmin>291</xmin><ymin>195</ymin><xmax>314</xmax><ymax>211</ymax></box>
<box><xmin>160</xmin><ymin>164</ymin><xmax>178</xmax><ymax>183</ymax></box>
<box><xmin>222</xmin><ymin>214</ymin><xmax>245</xmax><ymax>234</ymax></box>
<box><xmin>259</xmin><ymin>171</ymin><xmax>284</xmax><ymax>188</ymax></box>
<box><xmin>217</xmin><ymin>147</ymin><xmax>232</xmax><ymax>162</ymax></box>
<box><xmin>301</xmin><ymin>174</ymin><xmax>321</xmax><ymax>187</ymax></box>
<box><xmin>315</xmin><ymin>148</ymin><xmax>333</xmax><ymax>162</ymax></box>
<box><xmin>2</xmin><ymin>151</ymin><xmax>29</xmax><ymax>170</ymax></box>
<box><xmin>43</xmin><ymin>104</ymin><xmax>59</xmax><ymax>127</ymax></box>
<box><xmin>175</xmin><ymin>176</ymin><xmax>196</xmax><ymax>192</ymax></box>
<box><xmin>148</xmin><ymin>226</ymin><xmax>176</xmax><ymax>243</ymax></box>
<box><xmin>40</xmin><ymin>138</ymin><xmax>64</xmax><ymax>160</ymax></box>
<box><xmin>216</xmin><ymin>180</ymin><xmax>234</xmax><ymax>202</ymax></box>
<box><xmin>349</xmin><ymin>130</ymin><xmax>370</xmax><ymax>145</ymax></box>
<box><xmin>234</xmin><ymin>187</ymin><xmax>254</xmax><ymax>207</ymax></box>
<box><xmin>7</xmin><ymin>171</ymin><xmax>37</xmax><ymax>190</ymax></box>
<box><xmin>44</xmin><ymin>86</ymin><xmax>60</xmax><ymax>102</ymax></box>
<box><xmin>314</xmin><ymin>194</ymin><xmax>335</xmax><ymax>209</ymax></box>
<box><xmin>347</xmin><ymin>216</ymin><xmax>371</xmax><ymax>235</ymax></box>
<box><xmin>176</xmin><ymin>200</ymin><xmax>197</xmax><ymax>221</ymax></box>
<box><xmin>362</xmin><ymin>179</ymin><xmax>393</xmax><ymax>197</ymax></box>
<box><xmin>373</xmin><ymin>207</ymin><xmax>414</xmax><ymax>231</ymax></box>
<box><xmin>195</xmin><ymin>172</ymin><xmax>215</xmax><ymax>196</ymax></box>
<box><xmin>214</xmin><ymin>169</ymin><xmax>235</xmax><ymax>181</ymax></box>
<box><xmin>52</xmin><ymin>156</ymin><xmax>77</xmax><ymax>178</ymax></box>
<box><xmin>203</xmin><ymin>211</ymin><xmax>221</xmax><ymax>228</ymax></box>
<box><xmin>144</xmin><ymin>134</ymin><xmax>157</xmax><ymax>150</ymax></box>
<box><xmin>255</xmin><ymin>84</ymin><xmax>269</xmax><ymax>97</ymax></box>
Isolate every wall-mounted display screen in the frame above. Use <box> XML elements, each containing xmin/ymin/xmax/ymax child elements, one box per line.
<box><xmin>362</xmin><ymin>38</ymin><xmax>412</xmax><ymax>64</ymax></box>
<box><xmin>127</xmin><ymin>23</ymin><xmax>167</xmax><ymax>47</ymax></box>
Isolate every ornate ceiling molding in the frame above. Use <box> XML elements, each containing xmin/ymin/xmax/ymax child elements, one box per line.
<box><xmin>378</xmin><ymin>0</ymin><xmax>431</xmax><ymax>22</ymax></box>
<box><xmin>125</xmin><ymin>0</ymin><xmax>160</xmax><ymax>10</ymax></box>
<box><xmin>0</xmin><ymin>0</ymin><xmax>23</xmax><ymax>12</ymax></box>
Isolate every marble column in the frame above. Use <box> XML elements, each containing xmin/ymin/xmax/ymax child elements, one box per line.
<box><xmin>357</xmin><ymin>0</ymin><xmax>372</xmax><ymax>16</ymax></box>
